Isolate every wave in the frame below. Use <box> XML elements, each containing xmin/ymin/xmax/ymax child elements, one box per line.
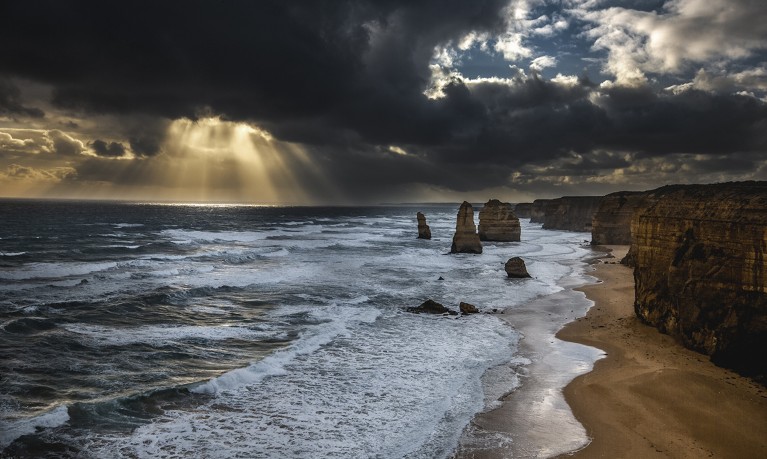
<box><xmin>62</xmin><ymin>323</ymin><xmax>276</xmax><ymax>347</ymax></box>
<box><xmin>0</xmin><ymin>405</ymin><xmax>70</xmax><ymax>449</ymax></box>
<box><xmin>0</xmin><ymin>251</ymin><xmax>26</xmax><ymax>257</ymax></box>
<box><xmin>0</xmin><ymin>261</ymin><xmax>118</xmax><ymax>281</ymax></box>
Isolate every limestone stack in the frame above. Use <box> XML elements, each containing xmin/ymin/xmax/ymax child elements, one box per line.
<box><xmin>514</xmin><ymin>203</ymin><xmax>532</xmax><ymax>218</ymax></box>
<box><xmin>416</xmin><ymin>212</ymin><xmax>431</xmax><ymax>239</ymax></box>
<box><xmin>478</xmin><ymin>199</ymin><xmax>521</xmax><ymax>242</ymax></box>
<box><xmin>542</xmin><ymin>196</ymin><xmax>602</xmax><ymax>232</ymax></box>
<box><xmin>590</xmin><ymin>191</ymin><xmax>647</xmax><ymax>245</ymax></box>
<box><xmin>630</xmin><ymin>182</ymin><xmax>767</xmax><ymax>378</ymax></box>
<box><xmin>504</xmin><ymin>257</ymin><xmax>531</xmax><ymax>278</ymax></box>
<box><xmin>450</xmin><ymin>201</ymin><xmax>482</xmax><ymax>254</ymax></box>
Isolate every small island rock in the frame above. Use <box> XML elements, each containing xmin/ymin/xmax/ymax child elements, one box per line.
<box><xmin>505</xmin><ymin>257</ymin><xmax>531</xmax><ymax>278</ymax></box>
<box><xmin>408</xmin><ymin>299</ymin><xmax>456</xmax><ymax>315</ymax></box>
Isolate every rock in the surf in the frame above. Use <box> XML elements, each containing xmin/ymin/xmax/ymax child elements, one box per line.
<box><xmin>417</xmin><ymin>212</ymin><xmax>432</xmax><ymax>239</ymax></box>
<box><xmin>451</xmin><ymin>201</ymin><xmax>482</xmax><ymax>254</ymax></box>
<box><xmin>505</xmin><ymin>257</ymin><xmax>531</xmax><ymax>278</ymax></box>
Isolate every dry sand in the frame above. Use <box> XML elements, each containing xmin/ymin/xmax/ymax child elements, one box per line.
<box><xmin>557</xmin><ymin>246</ymin><xmax>767</xmax><ymax>458</ymax></box>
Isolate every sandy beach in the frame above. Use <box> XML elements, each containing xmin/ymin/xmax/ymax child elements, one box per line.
<box><xmin>557</xmin><ymin>246</ymin><xmax>767</xmax><ymax>458</ymax></box>
<box><xmin>459</xmin><ymin>245</ymin><xmax>767</xmax><ymax>458</ymax></box>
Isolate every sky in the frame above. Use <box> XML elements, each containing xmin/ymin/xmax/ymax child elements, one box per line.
<box><xmin>1</xmin><ymin>0</ymin><xmax>766</xmax><ymax>204</ymax></box>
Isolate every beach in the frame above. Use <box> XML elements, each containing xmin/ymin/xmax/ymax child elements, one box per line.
<box><xmin>460</xmin><ymin>245</ymin><xmax>767</xmax><ymax>458</ymax></box>
<box><xmin>559</xmin><ymin>246</ymin><xmax>767</xmax><ymax>458</ymax></box>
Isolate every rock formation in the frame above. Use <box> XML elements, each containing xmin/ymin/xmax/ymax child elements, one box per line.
<box><xmin>416</xmin><ymin>212</ymin><xmax>431</xmax><ymax>239</ymax></box>
<box><xmin>591</xmin><ymin>191</ymin><xmax>647</xmax><ymax>245</ymax></box>
<box><xmin>530</xmin><ymin>199</ymin><xmax>550</xmax><ymax>223</ymax></box>
<box><xmin>459</xmin><ymin>302</ymin><xmax>479</xmax><ymax>314</ymax></box>
<box><xmin>408</xmin><ymin>299</ymin><xmax>457</xmax><ymax>315</ymax></box>
<box><xmin>478</xmin><ymin>199</ymin><xmax>521</xmax><ymax>242</ymax></box>
<box><xmin>451</xmin><ymin>201</ymin><xmax>482</xmax><ymax>254</ymax></box>
<box><xmin>505</xmin><ymin>257</ymin><xmax>531</xmax><ymax>278</ymax></box>
<box><xmin>542</xmin><ymin>196</ymin><xmax>603</xmax><ymax>232</ymax></box>
<box><xmin>630</xmin><ymin>182</ymin><xmax>767</xmax><ymax>378</ymax></box>
<box><xmin>514</xmin><ymin>203</ymin><xmax>532</xmax><ymax>219</ymax></box>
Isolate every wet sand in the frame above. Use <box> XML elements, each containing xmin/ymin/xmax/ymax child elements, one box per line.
<box><xmin>458</xmin><ymin>245</ymin><xmax>767</xmax><ymax>458</ymax></box>
<box><xmin>557</xmin><ymin>246</ymin><xmax>767</xmax><ymax>458</ymax></box>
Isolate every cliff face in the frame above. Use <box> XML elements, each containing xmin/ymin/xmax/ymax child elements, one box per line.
<box><xmin>631</xmin><ymin>182</ymin><xmax>767</xmax><ymax>377</ymax></box>
<box><xmin>451</xmin><ymin>201</ymin><xmax>482</xmax><ymax>254</ymax></box>
<box><xmin>478</xmin><ymin>199</ymin><xmax>521</xmax><ymax>242</ymax></box>
<box><xmin>591</xmin><ymin>191</ymin><xmax>647</xmax><ymax>245</ymax></box>
<box><xmin>530</xmin><ymin>199</ymin><xmax>550</xmax><ymax>223</ymax></box>
<box><xmin>514</xmin><ymin>203</ymin><xmax>532</xmax><ymax>219</ymax></box>
<box><xmin>541</xmin><ymin>196</ymin><xmax>602</xmax><ymax>232</ymax></box>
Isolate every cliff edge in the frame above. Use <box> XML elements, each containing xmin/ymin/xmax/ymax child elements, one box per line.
<box><xmin>631</xmin><ymin>182</ymin><xmax>767</xmax><ymax>378</ymax></box>
<box><xmin>542</xmin><ymin>196</ymin><xmax>602</xmax><ymax>232</ymax></box>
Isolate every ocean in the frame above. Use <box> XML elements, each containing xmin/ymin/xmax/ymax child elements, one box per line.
<box><xmin>0</xmin><ymin>200</ymin><xmax>598</xmax><ymax>458</ymax></box>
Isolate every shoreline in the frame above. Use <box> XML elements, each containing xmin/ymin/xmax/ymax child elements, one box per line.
<box><xmin>556</xmin><ymin>245</ymin><xmax>767</xmax><ymax>458</ymax></box>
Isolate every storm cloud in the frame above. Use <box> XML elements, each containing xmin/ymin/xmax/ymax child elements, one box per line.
<box><xmin>0</xmin><ymin>0</ymin><xmax>766</xmax><ymax>201</ymax></box>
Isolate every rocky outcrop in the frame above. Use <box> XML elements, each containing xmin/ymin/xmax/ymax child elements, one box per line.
<box><xmin>514</xmin><ymin>203</ymin><xmax>532</xmax><ymax>219</ymax></box>
<box><xmin>478</xmin><ymin>199</ymin><xmax>521</xmax><ymax>242</ymax></box>
<box><xmin>591</xmin><ymin>191</ymin><xmax>647</xmax><ymax>245</ymax></box>
<box><xmin>542</xmin><ymin>196</ymin><xmax>602</xmax><ymax>232</ymax></box>
<box><xmin>530</xmin><ymin>199</ymin><xmax>550</xmax><ymax>223</ymax></box>
<box><xmin>408</xmin><ymin>299</ymin><xmax>456</xmax><ymax>315</ymax></box>
<box><xmin>631</xmin><ymin>182</ymin><xmax>767</xmax><ymax>378</ymax></box>
<box><xmin>417</xmin><ymin>212</ymin><xmax>431</xmax><ymax>239</ymax></box>
<box><xmin>505</xmin><ymin>257</ymin><xmax>531</xmax><ymax>278</ymax></box>
<box><xmin>459</xmin><ymin>302</ymin><xmax>479</xmax><ymax>314</ymax></box>
<box><xmin>451</xmin><ymin>201</ymin><xmax>482</xmax><ymax>254</ymax></box>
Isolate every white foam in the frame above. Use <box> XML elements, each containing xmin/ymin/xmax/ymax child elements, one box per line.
<box><xmin>0</xmin><ymin>251</ymin><xmax>26</xmax><ymax>257</ymax></box>
<box><xmin>0</xmin><ymin>261</ymin><xmax>118</xmax><ymax>280</ymax></box>
<box><xmin>0</xmin><ymin>405</ymin><xmax>70</xmax><ymax>449</ymax></box>
<box><xmin>113</xmin><ymin>223</ymin><xmax>144</xmax><ymax>228</ymax></box>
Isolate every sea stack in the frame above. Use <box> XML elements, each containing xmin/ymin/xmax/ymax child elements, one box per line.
<box><xmin>530</xmin><ymin>199</ymin><xmax>550</xmax><ymax>223</ymax></box>
<box><xmin>630</xmin><ymin>182</ymin><xmax>767</xmax><ymax>378</ymax></box>
<box><xmin>478</xmin><ymin>199</ymin><xmax>521</xmax><ymax>242</ymax></box>
<box><xmin>416</xmin><ymin>212</ymin><xmax>431</xmax><ymax>239</ymax></box>
<box><xmin>514</xmin><ymin>203</ymin><xmax>533</xmax><ymax>219</ymax></box>
<box><xmin>451</xmin><ymin>201</ymin><xmax>482</xmax><ymax>254</ymax></box>
<box><xmin>504</xmin><ymin>257</ymin><xmax>531</xmax><ymax>278</ymax></box>
<box><xmin>541</xmin><ymin>196</ymin><xmax>603</xmax><ymax>232</ymax></box>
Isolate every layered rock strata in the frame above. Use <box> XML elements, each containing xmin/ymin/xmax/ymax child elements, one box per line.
<box><xmin>416</xmin><ymin>212</ymin><xmax>431</xmax><ymax>239</ymax></box>
<box><xmin>542</xmin><ymin>196</ymin><xmax>602</xmax><ymax>232</ymax></box>
<box><xmin>505</xmin><ymin>257</ymin><xmax>531</xmax><ymax>278</ymax></box>
<box><xmin>451</xmin><ymin>201</ymin><xmax>482</xmax><ymax>254</ymax></box>
<box><xmin>631</xmin><ymin>182</ymin><xmax>767</xmax><ymax>378</ymax></box>
<box><xmin>513</xmin><ymin>203</ymin><xmax>532</xmax><ymax>219</ymax></box>
<box><xmin>530</xmin><ymin>199</ymin><xmax>550</xmax><ymax>223</ymax></box>
<box><xmin>591</xmin><ymin>191</ymin><xmax>647</xmax><ymax>245</ymax></box>
<box><xmin>478</xmin><ymin>199</ymin><xmax>521</xmax><ymax>242</ymax></box>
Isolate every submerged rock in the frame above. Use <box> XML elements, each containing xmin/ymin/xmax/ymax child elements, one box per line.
<box><xmin>451</xmin><ymin>201</ymin><xmax>482</xmax><ymax>254</ymax></box>
<box><xmin>505</xmin><ymin>257</ymin><xmax>531</xmax><ymax>278</ymax></box>
<box><xmin>416</xmin><ymin>212</ymin><xmax>432</xmax><ymax>239</ymax></box>
<box><xmin>478</xmin><ymin>199</ymin><xmax>521</xmax><ymax>242</ymax></box>
<box><xmin>408</xmin><ymin>299</ymin><xmax>456</xmax><ymax>315</ymax></box>
<box><xmin>459</xmin><ymin>302</ymin><xmax>479</xmax><ymax>314</ymax></box>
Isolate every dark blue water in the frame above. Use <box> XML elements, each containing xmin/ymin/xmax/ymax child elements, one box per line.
<box><xmin>0</xmin><ymin>199</ymin><xmax>594</xmax><ymax>458</ymax></box>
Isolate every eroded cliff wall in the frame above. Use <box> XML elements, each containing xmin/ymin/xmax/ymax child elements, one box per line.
<box><xmin>591</xmin><ymin>191</ymin><xmax>646</xmax><ymax>245</ymax></box>
<box><xmin>631</xmin><ymin>182</ymin><xmax>767</xmax><ymax>377</ymax></box>
<box><xmin>514</xmin><ymin>203</ymin><xmax>532</xmax><ymax>219</ymax></box>
<box><xmin>530</xmin><ymin>199</ymin><xmax>550</xmax><ymax>223</ymax></box>
<box><xmin>542</xmin><ymin>196</ymin><xmax>602</xmax><ymax>232</ymax></box>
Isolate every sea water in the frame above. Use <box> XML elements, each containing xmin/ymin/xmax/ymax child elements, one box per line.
<box><xmin>0</xmin><ymin>200</ymin><xmax>596</xmax><ymax>458</ymax></box>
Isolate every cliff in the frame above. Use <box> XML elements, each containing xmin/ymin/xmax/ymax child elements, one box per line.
<box><xmin>513</xmin><ymin>203</ymin><xmax>532</xmax><ymax>219</ymax></box>
<box><xmin>631</xmin><ymin>182</ymin><xmax>767</xmax><ymax>378</ymax></box>
<box><xmin>451</xmin><ymin>201</ymin><xmax>482</xmax><ymax>254</ymax></box>
<box><xmin>478</xmin><ymin>199</ymin><xmax>521</xmax><ymax>242</ymax></box>
<box><xmin>530</xmin><ymin>199</ymin><xmax>550</xmax><ymax>223</ymax></box>
<box><xmin>591</xmin><ymin>191</ymin><xmax>647</xmax><ymax>245</ymax></box>
<box><xmin>542</xmin><ymin>196</ymin><xmax>603</xmax><ymax>232</ymax></box>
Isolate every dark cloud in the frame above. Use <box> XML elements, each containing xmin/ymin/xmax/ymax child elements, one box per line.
<box><xmin>90</xmin><ymin>139</ymin><xmax>126</xmax><ymax>157</ymax></box>
<box><xmin>0</xmin><ymin>78</ymin><xmax>44</xmax><ymax>118</ymax></box>
<box><xmin>48</xmin><ymin>130</ymin><xmax>84</xmax><ymax>156</ymax></box>
<box><xmin>1</xmin><ymin>1</ymin><xmax>766</xmax><ymax>201</ymax></box>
